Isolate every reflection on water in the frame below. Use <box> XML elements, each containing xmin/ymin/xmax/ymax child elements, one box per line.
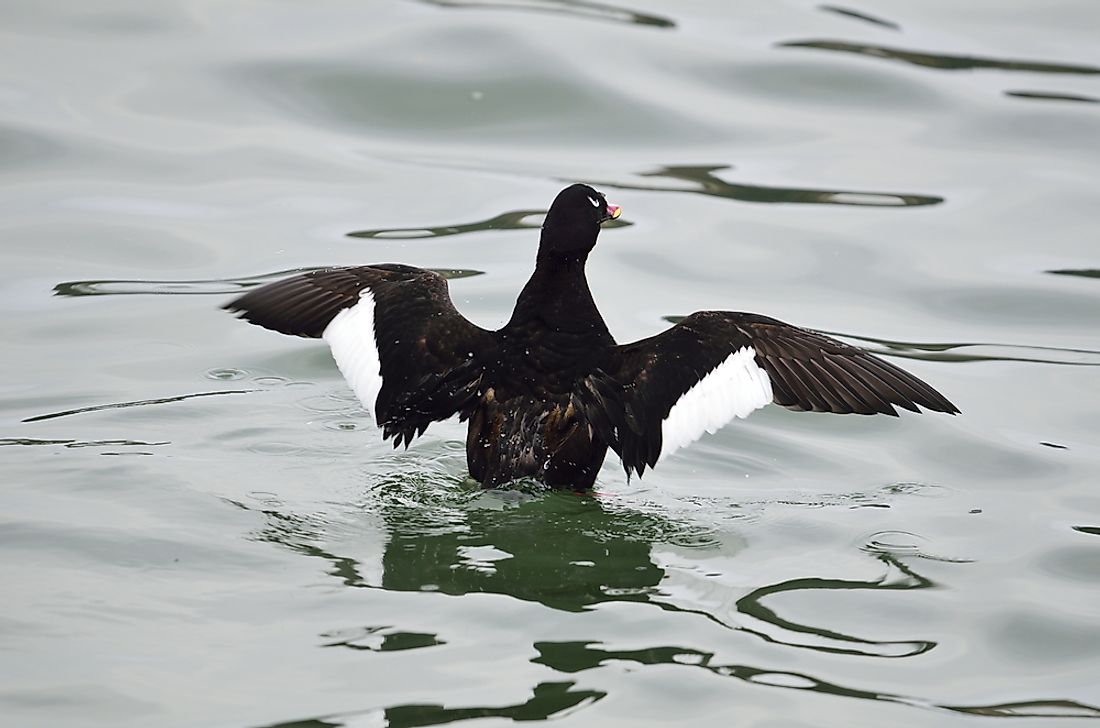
<box><xmin>534</xmin><ymin>641</ymin><xmax>1100</xmax><ymax>719</ymax></box>
<box><xmin>862</xmin><ymin>530</ymin><xmax>973</xmax><ymax>563</ymax></box>
<box><xmin>817</xmin><ymin>331</ymin><xmax>1100</xmax><ymax>367</ymax></box>
<box><xmin>237</xmin><ymin>482</ymin><xmax>621</xmax><ymax>726</ymax></box>
<box><xmin>663</xmin><ymin>315</ymin><xmax>1100</xmax><ymax>367</ymax></box>
<box><xmin>818</xmin><ymin>4</ymin><xmax>899</xmax><ymax>30</ymax></box>
<box><xmin>1048</xmin><ymin>268</ymin><xmax>1100</xmax><ymax>280</ymax></box>
<box><xmin>813</xmin><ymin>331</ymin><xmax>1100</xmax><ymax>367</ymax></box>
<box><xmin>348</xmin><ymin>208</ymin><xmax>630</xmax><ymax>241</ymax></box>
<box><xmin>1006</xmin><ymin>90</ymin><xmax>1100</xmax><ymax>104</ymax></box>
<box><xmin>241</xmin><ymin>477</ymin><xmax>944</xmax><ymax>664</ymax></box>
<box><xmin>382</xmin><ymin>682</ymin><xmax>604</xmax><ymax>727</ymax></box>
<box><xmin>781</xmin><ymin>40</ymin><xmax>1100</xmax><ymax>75</ymax></box>
<box><xmin>410</xmin><ymin>0</ymin><xmax>674</xmax><ymax>28</ymax></box>
<box><xmin>243</xmin><ymin>480</ymin><xmax>669</xmax><ymax>611</ymax></box>
<box><xmin>233</xmin><ymin>481</ymin><xmax>1100</xmax><ymax>725</ymax></box>
<box><xmin>348</xmin><ymin>209</ymin><xmax>543</xmax><ymax>240</ymax></box>
<box><xmin>592</xmin><ymin>165</ymin><xmax>943</xmax><ymax>207</ymax></box>
<box><xmin>257</xmin><ymin>681</ymin><xmax>605</xmax><ymax>728</ymax></box>
<box><xmin>0</xmin><ymin>437</ymin><xmax>170</xmax><ymax>449</ymax></box>
<box><xmin>321</xmin><ymin>625</ymin><xmax>445</xmax><ymax>653</ymax></box>
<box><xmin>51</xmin><ymin>268</ymin><xmax>484</xmax><ymax>297</ymax></box>
<box><xmin>261</xmin><ymin>478</ymin><xmax>919</xmax><ymax>661</ymax></box>
<box><xmin>733</xmin><ymin>553</ymin><xmax>934</xmax><ymax>658</ymax></box>
<box><xmin>21</xmin><ymin>390</ymin><xmax>252</xmax><ymax>423</ymax></box>
<box><xmin>372</xmin><ymin>491</ymin><xmax>663</xmax><ymax>612</ymax></box>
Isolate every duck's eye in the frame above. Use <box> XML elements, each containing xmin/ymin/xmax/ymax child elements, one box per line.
<box><xmin>587</xmin><ymin>195</ymin><xmax>600</xmax><ymax>208</ymax></box>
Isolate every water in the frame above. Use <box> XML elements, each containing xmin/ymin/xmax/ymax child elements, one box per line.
<box><xmin>2</xmin><ymin>1</ymin><xmax>1099</xmax><ymax>726</ymax></box>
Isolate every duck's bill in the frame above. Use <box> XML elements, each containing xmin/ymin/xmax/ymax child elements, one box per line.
<box><xmin>603</xmin><ymin>203</ymin><xmax>622</xmax><ymax>222</ymax></box>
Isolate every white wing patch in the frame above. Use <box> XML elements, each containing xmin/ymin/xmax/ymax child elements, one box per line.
<box><xmin>658</xmin><ymin>346</ymin><xmax>773</xmax><ymax>463</ymax></box>
<box><xmin>322</xmin><ymin>290</ymin><xmax>383</xmax><ymax>416</ymax></box>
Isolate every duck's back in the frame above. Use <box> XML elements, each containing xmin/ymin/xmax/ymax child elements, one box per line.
<box><xmin>465</xmin><ymin>313</ymin><xmax>615</xmax><ymax>490</ymax></box>
<box><xmin>466</xmin><ymin>385</ymin><xmax>607</xmax><ymax>490</ymax></box>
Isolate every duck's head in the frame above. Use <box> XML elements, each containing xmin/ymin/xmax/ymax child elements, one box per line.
<box><xmin>538</xmin><ymin>184</ymin><xmax>621</xmax><ymax>263</ymax></box>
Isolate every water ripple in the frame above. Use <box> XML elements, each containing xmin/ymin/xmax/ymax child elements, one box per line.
<box><xmin>819</xmin><ymin>331</ymin><xmax>1100</xmax><ymax>367</ymax></box>
<box><xmin>862</xmin><ymin>530</ymin><xmax>974</xmax><ymax>563</ymax></box>
<box><xmin>236</xmin><ymin>476</ymin><xmax>954</xmax><ymax>660</ymax></box>
<box><xmin>0</xmin><ymin>437</ymin><xmax>170</xmax><ymax>449</ymax></box>
<box><xmin>52</xmin><ymin>268</ymin><xmax>484</xmax><ymax>297</ymax></box>
<box><xmin>662</xmin><ymin>316</ymin><xmax>1100</xmax><ymax>367</ymax></box>
<box><xmin>410</xmin><ymin>0</ymin><xmax>675</xmax><ymax>28</ymax></box>
<box><xmin>347</xmin><ymin>208</ymin><xmax>631</xmax><ymax>240</ymax></box>
<box><xmin>1007</xmin><ymin>90</ymin><xmax>1100</xmax><ymax>104</ymax></box>
<box><xmin>319</xmin><ymin>625</ymin><xmax>445</xmax><ymax>653</ymax></box>
<box><xmin>21</xmin><ymin>390</ymin><xmax>253</xmax><ymax>423</ymax></box>
<box><xmin>254</xmin><ymin>681</ymin><xmax>605</xmax><ymax>728</ymax></box>
<box><xmin>1048</xmin><ymin>268</ymin><xmax>1100</xmax><ymax>280</ymax></box>
<box><xmin>348</xmin><ymin>209</ymin><xmax>542</xmax><ymax>239</ymax></box>
<box><xmin>532</xmin><ymin>641</ymin><xmax>1100</xmax><ymax>718</ymax></box>
<box><xmin>728</xmin><ymin>553</ymin><xmax>937</xmax><ymax>658</ymax></box>
<box><xmin>591</xmin><ymin>165</ymin><xmax>943</xmax><ymax>207</ymax></box>
<box><xmin>818</xmin><ymin>5</ymin><xmax>900</xmax><ymax>30</ymax></box>
<box><xmin>780</xmin><ymin>39</ymin><xmax>1100</xmax><ymax>75</ymax></box>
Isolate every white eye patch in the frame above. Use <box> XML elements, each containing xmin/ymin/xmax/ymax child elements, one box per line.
<box><xmin>587</xmin><ymin>195</ymin><xmax>600</xmax><ymax>207</ymax></box>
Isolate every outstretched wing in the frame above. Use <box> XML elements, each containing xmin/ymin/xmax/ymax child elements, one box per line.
<box><xmin>582</xmin><ymin>311</ymin><xmax>958</xmax><ymax>477</ymax></box>
<box><xmin>223</xmin><ymin>264</ymin><xmax>497</xmax><ymax>446</ymax></box>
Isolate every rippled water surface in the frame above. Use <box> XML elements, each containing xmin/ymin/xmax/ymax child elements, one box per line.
<box><xmin>3</xmin><ymin>2</ymin><xmax>1100</xmax><ymax>726</ymax></box>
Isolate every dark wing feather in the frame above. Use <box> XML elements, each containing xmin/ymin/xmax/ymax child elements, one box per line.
<box><xmin>741</xmin><ymin>313</ymin><xmax>958</xmax><ymax>415</ymax></box>
<box><xmin>223</xmin><ymin>265</ymin><xmax>497</xmax><ymax>446</ymax></box>
<box><xmin>585</xmin><ymin>311</ymin><xmax>958</xmax><ymax>478</ymax></box>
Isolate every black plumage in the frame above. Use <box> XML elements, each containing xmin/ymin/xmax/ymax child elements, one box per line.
<box><xmin>224</xmin><ymin>184</ymin><xmax>958</xmax><ymax>490</ymax></box>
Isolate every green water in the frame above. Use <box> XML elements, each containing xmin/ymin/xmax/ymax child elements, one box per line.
<box><xmin>2</xmin><ymin>2</ymin><xmax>1099</xmax><ymax>726</ymax></box>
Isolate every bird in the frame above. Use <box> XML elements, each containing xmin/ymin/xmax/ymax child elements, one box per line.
<box><xmin>223</xmin><ymin>184</ymin><xmax>958</xmax><ymax>490</ymax></box>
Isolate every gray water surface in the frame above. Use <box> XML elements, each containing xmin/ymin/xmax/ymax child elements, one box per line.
<box><xmin>3</xmin><ymin>2</ymin><xmax>1100</xmax><ymax>727</ymax></box>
